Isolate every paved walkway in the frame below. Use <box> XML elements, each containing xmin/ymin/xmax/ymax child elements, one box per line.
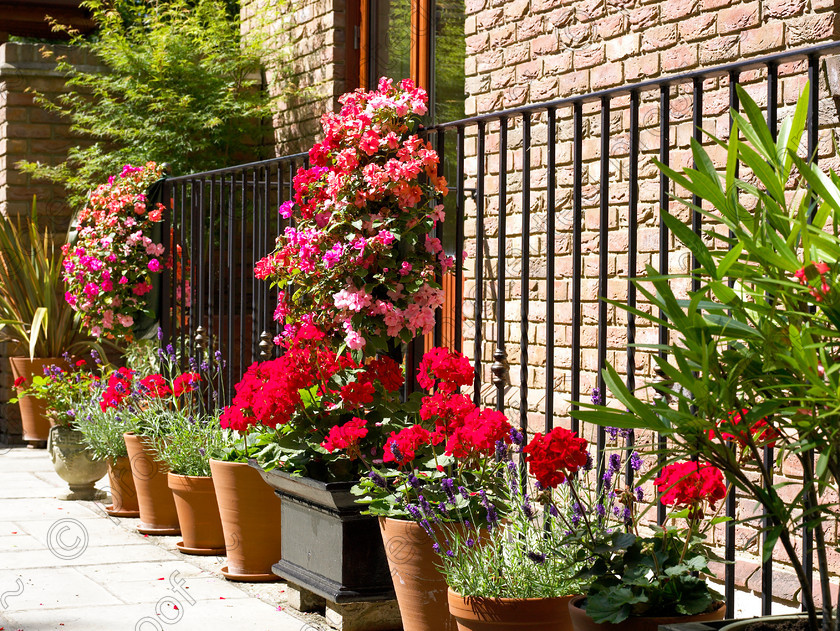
<box><xmin>0</xmin><ymin>445</ymin><xmax>327</xmax><ymax>631</ymax></box>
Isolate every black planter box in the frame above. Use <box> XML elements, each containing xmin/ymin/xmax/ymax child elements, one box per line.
<box><xmin>249</xmin><ymin>462</ymin><xmax>395</xmax><ymax>603</ymax></box>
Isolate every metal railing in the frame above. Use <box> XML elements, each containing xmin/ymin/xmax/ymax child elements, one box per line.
<box><xmin>157</xmin><ymin>40</ymin><xmax>840</xmax><ymax>614</ymax></box>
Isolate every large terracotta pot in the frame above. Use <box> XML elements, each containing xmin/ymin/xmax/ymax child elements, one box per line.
<box><xmin>47</xmin><ymin>425</ymin><xmax>108</xmax><ymax>500</ymax></box>
<box><xmin>380</xmin><ymin>517</ymin><xmax>456</xmax><ymax>631</ymax></box>
<box><xmin>449</xmin><ymin>589</ymin><xmax>576</xmax><ymax>631</ymax></box>
<box><xmin>9</xmin><ymin>356</ymin><xmax>63</xmax><ymax>446</ymax></box>
<box><xmin>209</xmin><ymin>459</ymin><xmax>282</xmax><ymax>581</ymax></box>
<box><xmin>168</xmin><ymin>473</ymin><xmax>225</xmax><ymax>555</ymax></box>
<box><xmin>123</xmin><ymin>433</ymin><xmax>180</xmax><ymax>535</ymax></box>
<box><xmin>568</xmin><ymin>596</ymin><xmax>726</xmax><ymax>631</ymax></box>
<box><xmin>106</xmin><ymin>456</ymin><xmax>140</xmax><ymax>517</ymax></box>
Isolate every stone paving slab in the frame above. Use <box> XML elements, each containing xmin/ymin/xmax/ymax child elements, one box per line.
<box><xmin>0</xmin><ymin>446</ymin><xmax>333</xmax><ymax>631</ymax></box>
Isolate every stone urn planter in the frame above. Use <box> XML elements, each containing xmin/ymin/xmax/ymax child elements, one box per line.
<box><xmin>47</xmin><ymin>425</ymin><xmax>108</xmax><ymax>500</ymax></box>
<box><xmin>10</xmin><ymin>357</ymin><xmax>62</xmax><ymax>447</ymax></box>
<box><xmin>251</xmin><ymin>463</ymin><xmax>393</xmax><ymax>603</ymax></box>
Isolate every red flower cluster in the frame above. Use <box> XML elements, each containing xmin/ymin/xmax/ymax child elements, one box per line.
<box><xmin>794</xmin><ymin>260</ymin><xmax>831</xmax><ymax>302</ymax></box>
<box><xmin>419</xmin><ymin>391</ymin><xmax>474</xmax><ymax>434</ymax></box>
<box><xmin>417</xmin><ymin>347</ymin><xmax>474</xmax><ymax>393</ymax></box>
<box><xmin>13</xmin><ymin>376</ymin><xmax>25</xmax><ymax>388</ymax></box>
<box><xmin>100</xmin><ymin>367</ymin><xmax>134</xmax><ymax>411</ymax></box>
<box><xmin>173</xmin><ymin>372</ymin><xmax>201</xmax><ymax>397</ymax></box>
<box><xmin>708</xmin><ymin>408</ymin><xmax>778</xmax><ymax>448</ymax></box>
<box><xmin>383</xmin><ymin>424</ymin><xmax>437</xmax><ymax>466</ymax></box>
<box><xmin>139</xmin><ymin>374</ymin><xmax>171</xmax><ymax>398</ymax></box>
<box><xmin>340</xmin><ymin>381</ymin><xmax>375</xmax><ymax>410</ymax></box>
<box><xmin>654</xmin><ymin>461</ymin><xmax>727</xmax><ymax>510</ymax></box>
<box><xmin>359</xmin><ymin>356</ymin><xmax>404</xmax><ymax>393</ymax></box>
<box><xmin>445</xmin><ymin>408</ymin><xmax>512</xmax><ymax>459</ymax></box>
<box><xmin>321</xmin><ymin>418</ymin><xmax>369</xmax><ymax>454</ymax></box>
<box><xmin>523</xmin><ymin>427</ymin><xmax>589</xmax><ymax>489</ymax></box>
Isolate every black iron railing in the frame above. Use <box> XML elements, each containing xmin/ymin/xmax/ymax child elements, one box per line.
<box><xmin>158</xmin><ymin>40</ymin><xmax>840</xmax><ymax>615</ymax></box>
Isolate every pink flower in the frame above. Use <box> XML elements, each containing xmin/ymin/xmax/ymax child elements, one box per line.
<box><xmin>399</xmin><ymin>261</ymin><xmax>412</xmax><ymax>276</ymax></box>
<box><xmin>117</xmin><ymin>314</ymin><xmax>134</xmax><ymax>328</ymax></box>
<box><xmin>84</xmin><ymin>283</ymin><xmax>99</xmax><ymax>299</ymax></box>
<box><xmin>119</xmin><ymin>276</ymin><xmax>129</xmax><ymax>284</ymax></box>
<box><xmin>148</xmin><ymin>259</ymin><xmax>162</xmax><ymax>273</ymax></box>
<box><xmin>345</xmin><ymin>329</ymin><xmax>366</xmax><ymax>350</ymax></box>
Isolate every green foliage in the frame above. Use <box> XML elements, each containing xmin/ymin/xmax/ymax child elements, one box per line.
<box><xmin>574</xmin><ymin>528</ymin><xmax>722</xmax><ymax>623</ymax></box>
<box><xmin>19</xmin><ymin>0</ymin><xmax>286</xmax><ymax>209</ymax></box>
<box><xmin>0</xmin><ymin>197</ymin><xmax>95</xmax><ymax>358</ymax></box>
<box><xmin>153</xmin><ymin>413</ymin><xmax>227</xmax><ymax>477</ymax></box>
<box><xmin>573</xmin><ymin>84</ymin><xmax>840</xmax><ymax>630</ymax></box>
<box><xmin>14</xmin><ymin>362</ymin><xmax>99</xmax><ymax>427</ymax></box>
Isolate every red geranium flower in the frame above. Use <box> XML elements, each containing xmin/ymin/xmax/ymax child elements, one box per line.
<box><xmin>417</xmin><ymin>347</ymin><xmax>474</xmax><ymax>393</ymax></box>
<box><xmin>138</xmin><ymin>374</ymin><xmax>172</xmax><ymax>398</ymax></box>
<box><xmin>444</xmin><ymin>407</ymin><xmax>513</xmax><ymax>458</ymax></box>
<box><xmin>13</xmin><ymin>376</ymin><xmax>25</xmax><ymax>388</ymax></box>
<box><xmin>321</xmin><ymin>417</ymin><xmax>368</xmax><ymax>454</ymax></box>
<box><xmin>654</xmin><ymin>461</ymin><xmax>727</xmax><ymax>510</ymax></box>
<box><xmin>173</xmin><ymin>372</ymin><xmax>201</xmax><ymax>397</ymax></box>
<box><xmin>363</xmin><ymin>356</ymin><xmax>404</xmax><ymax>392</ymax></box>
<box><xmin>523</xmin><ymin>427</ymin><xmax>589</xmax><ymax>489</ymax></box>
<box><xmin>340</xmin><ymin>381</ymin><xmax>375</xmax><ymax>410</ymax></box>
<box><xmin>383</xmin><ymin>424</ymin><xmax>434</xmax><ymax>467</ymax></box>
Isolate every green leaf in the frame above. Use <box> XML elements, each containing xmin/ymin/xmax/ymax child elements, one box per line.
<box><xmin>29</xmin><ymin>307</ymin><xmax>48</xmax><ymax>360</ymax></box>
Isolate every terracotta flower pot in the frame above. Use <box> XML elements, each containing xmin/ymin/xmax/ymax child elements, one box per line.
<box><xmin>567</xmin><ymin>595</ymin><xmax>726</xmax><ymax>631</ymax></box>
<box><xmin>168</xmin><ymin>473</ymin><xmax>225</xmax><ymax>555</ymax></box>
<box><xmin>10</xmin><ymin>356</ymin><xmax>63</xmax><ymax>446</ymax></box>
<box><xmin>209</xmin><ymin>458</ymin><xmax>282</xmax><ymax>581</ymax></box>
<box><xmin>106</xmin><ymin>456</ymin><xmax>140</xmax><ymax>517</ymax></box>
<box><xmin>380</xmin><ymin>516</ymin><xmax>457</xmax><ymax>631</ymax></box>
<box><xmin>123</xmin><ymin>433</ymin><xmax>180</xmax><ymax>535</ymax></box>
<box><xmin>448</xmin><ymin>588</ymin><xmax>576</xmax><ymax>631</ymax></box>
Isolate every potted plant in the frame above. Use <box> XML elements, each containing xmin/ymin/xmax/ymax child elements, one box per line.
<box><xmin>72</xmin><ymin>351</ymin><xmax>139</xmax><ymax>517</ymax></box>
<box><xmin>348</xmin><ymin>346</ymin><xmax>517</xmax><ymax>631</ymax></box>
<box><xmin>220</xmin><ymin>325</ymin><xmax>404</xmax><ymax>593</ymax></box>
<box><xmin>574</xmin><ymin>86</ymin><xmax>839</xmax><ymax>631</ymax></box>
<box><xmin>14</xmin><ymin>357</ymin><xmax>107</xmax><ymax>500</ymax></box>
<box><xmin>0</xmin><ymin>198</ymin><xmax>96</xmax><ymax>446</ymax></box>
<box><xmin>154</xmin><ymin>406</ymin><xmax>227</xmax><ymax>556</ymax></box>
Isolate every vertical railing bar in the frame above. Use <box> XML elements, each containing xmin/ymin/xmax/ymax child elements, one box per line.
<box><xmin>263</xmin><ymin>164</ymin><xmax>271</xmax><ymax>352</ymax></box>
<box><xmin>596</xmin><ymin>97</ymin><xmax>610</xmax><ymax>466</ymax></box>
<box><xmin>625</xmin><ymin>90</ymin><xmax>639</xmax><ymax>487</ymax></box>
<box><xmin>691</xmin><ymin>77</ymin><xmax>704</xmax><ymax>294</ymax></box>
<box><xmin>761</xmin><ymin>60</ymin><xmax>778</xmax><ymax>616</ymax></box>
<box><xmin>217</xmin><ymin>175</ymin><xmax>225</xmax><ymax>394</ymax></box>
<box><xmin>434</xmin><ymin>129</ymin><xmax>445</xmax><ymax>349</ymax></box>
<box><xmin>474</xmin><ymin>121</ymin><xmax>486</xmax><ymax>406</ymax></box>
<box><xmin>226</xmin><ymin>174</ymin><xmax>235</xmax><ymax>402</ymax></box>
<box><xmin>207</xmin><ymin>176</ymin><xmax>215</xmax><ymax>357</ymax></box>
<box><xmin>545</xmin><ymin>107</ymin><xmax>556</xmax><ymax>433</ymax></box>
<box><xmin>179</xmin><ymin>181</ymin><xmax>187</xmax><ymax>364</ymax></box>
<box><xmin>570</xmin><ymin>102</ymin><xmax>583</xmax><ymax>435</ymax></box>
<box><xmin>251</xmin><ymin>168</ymin><xmax>258</xmax><ymax>362</ymax></box>
<box><xmin>520</xmin><ymin>112</ymin><xmax>531</xmax><ymax>440</ymax></box>
<box><xmin>160</xmin><ymin>178</ymin><xmax>172</xmax><ymax>346</ymax></box>
<box><xmin>494</xmin><ymin>118</ymin><xmax>509</xmax><ymax>412</ymax></box>
<box><xmin>725</xmin><ymin>69</ymin><xmax>740</xmax><ymax>619</ymax></box>
<box><xmin>455</xmin><ymin>125</ymin><xmax>465</xmax><ymax>354</ymax></box>
<box><xmin>657</xmin><ymin>85</ymin><xmax>670</xmax><ymax>527</ymax></box>
<box><xmin>239</xmin><ymin>171</ymin><xmax>246</xmax><ymax>381</ymax></box>
<box><xmin>197</xmin><ymin>178</ymin><xmax>206</xmax><ymax>350</ymax></box>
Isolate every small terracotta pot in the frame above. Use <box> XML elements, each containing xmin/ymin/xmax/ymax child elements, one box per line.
<box><xmin>380</xmin><ymin>517</ymin><xmax>457</xmax><ymax>631</ymax></box>
<box><xmin>168</xmin><ymin>473</ymin><xmax>225</xmax><ymax>555</ymax></box>
<box><xmin>123</xmin><ymin>433</ymin><xmax>180</xmax><ymax>535</ymax></box>
<box><xmin>106</xmin><ymin>456</ymin><xmax>140</xmax><ymax>517</ymax></box>
<box><xmin>209</xmin><ymin>459</ymin><xmax>282</xmax><ymax>581</ymax></box>
<box><xmin>567</xmin><ymin>596</ymin><xmax>726</xmax><ymax>631</ymax></box>
<box><xmin>10</xmin><ymin>357</ymin><xmax>64</xmax><ymax>446</ymax></box>
<box><xmin>449</xmin><ymin>589</ymin><xmax>576</xmax><ymax>631</ymax></box>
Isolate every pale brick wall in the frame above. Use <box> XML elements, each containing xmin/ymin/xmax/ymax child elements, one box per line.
<box><xmin>242</xmin><ymin>0</ymin><xmax>355</xmax><ymax>156</ymax></box>
<box><xmin>459</xmin><ymin>0</ymin><xmax>840</xmax><ymax>611</ymax></box>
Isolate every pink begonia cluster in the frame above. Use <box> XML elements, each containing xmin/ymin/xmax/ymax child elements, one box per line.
<box><xmin>62</xmin><ymin>162</ymin><xmax>167</xmax><ymax>340</ymax></box>
<box><xmin>255</xmin><ymin>78</ymin><xmax>452</xmax><ymax>354</ymax></box>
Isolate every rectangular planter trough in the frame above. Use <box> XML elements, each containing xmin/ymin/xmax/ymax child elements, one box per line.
<box><xmin>249</xmin><ymin>462</ymin><xmax>395</xmax><ymax>603</ymax></box>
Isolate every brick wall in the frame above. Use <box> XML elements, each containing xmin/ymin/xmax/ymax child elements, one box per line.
<box><xmin>241</xmin><ymin>0</ymin><xmax>355</xmax><ymax>156</ymax></box>
<box><xmin>458</xmin><ymin>0</ymin><xmax>840</xmax><ymax>613</ymax></box>
<box><xmin>0</xmin><ymin>41</ymin><xmax>97</xmax><ymax>444</ymax></box>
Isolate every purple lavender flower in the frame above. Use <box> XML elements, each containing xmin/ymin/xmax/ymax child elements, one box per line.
<box><xmin>509</xmin><ymin>427</ymin><xmax>525</xmax><ymax>446</ymax></box>
<box><xmin>418</xmin><ymin>494</ymin><xmax>434</xmax><ymax>515</ymax></box>
<box><xmin>526</xmin><ymin>551</ymin><xmax>547</xmax><ymax>564</ymax></box>
<box><xmin>408</xmin><ymin>473</ymin><xmax>422</xmax><ymax>490</ymax></box>
<box><xmin>622</xmin><ymin>507</ymin><xmax>632</xmax><ymax>526</ymax></box>
<box><xmin>466</xmin><ymin>537</ymin><xmax>476</xmax><ymax>548</ymax></box>
<box><xmin>199</xmin><ymin>448</ymin><xmax>206</xmax><ymax>457</ymax></box>
<box><xmin>583</xmin><ymin>452</ymin><xmax>594</xmax><ymax>471</ymax></box>
<box><xmin>90</xmin><ymin>349</ymin><xmax>101</xmax><ymax>364</ymax></box>
<box><xmin>390</xmin><ymin>442</ymin><xmax>404</xmax><ymax>463</ymax></box>
<box><xmin>548</xmin><ymin>504</ymin><xmax>559</xmax><ymax>518</ymax></box>
<box><xmin>432</xmin><ymin>543</ymin><xmax>440</xmax><ymax>554</ymax></box>
<box><xmin>446</xmin><ymin>549</ymin><xmax>454</xmax><ymax>557</ymax></box>
<box><xmin>200</xmin><ymin>361</ymin><xmax>210</xmax><ymax>372</ymax></box>
<box><xmin>406</xmin><ymin>504</ymin><xmax>422</xmax><ymax>520</ymax></box>
<box><xmin>458</xmin><ymin>486</ymin><xmax>469</xmax><ymax>501</ymax></box>
<box><xmin>595</xmin><ymin>503</ymin><xmax>606</xmax><ymax>518</ymax></box>
<box><xmin>485</xmin><ymin>503</ymin><xmax>498</xmax><ymax>526</ymax></box>
<box><xmin>442</xmin><ymin>478</ymin><xmax>456</xmax><ymax>505</ymax></box>
<box><xmin>630</xmin><ymin>452</ymin><xmax>642</xmax><ymax>472</ymax></box>
<box><xmin>605</xmin><ymin>426</ymin><xmax>619</xmax><ymax>441</ymax></box>
<box><xmin>215</xmin><ymin>350</ymin><xmax>222</xmax><ymax>362</ymax></box>
<box><xmin>635</xmin><ymin>486</ymin><xmax>644</xmax><ymax>502</ymax></box>
<box><xmin>495</xmin><ymin>440</ymin><xmax>507</xmax><ymax>461</ymax></box>
<box><xmin>602</xmin><ymin>469</ymin><xmax>613</xmax><ymax>488</ymax></box>
<box><xmin>608</xmin><ymin>453</ymin><xmax>621</xmax><ymax>473</ymax></box>
<box><xmin>369</xmin><ymin>471</ymin><xmax>386</xmax><ymax>488</ymax></box>
<box><xmin>523</xmin><ymin>499</ymin><xmax>534</xmax><ymax>520</ymax></box>
<box><xmin>591</xmin><ymin>387</ymin><xmax>602</xmax><ymax>406</ymax></box>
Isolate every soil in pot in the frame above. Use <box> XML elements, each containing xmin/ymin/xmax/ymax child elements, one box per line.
<box><xmin>123</xmin><ymin>433</ymin><xmax>180</xmax><ymax>535</ymax></box>
<box><xmin>106</xmin><ymin>456</ymin><xmax>140</xmax><ymax>517</ymax></box>
<box><xmin>568</xmin><ymin>595</ymin><xmax>726</xmax><ymax>631</ymax></box>
<box><xmin>209</xmin><ymin>459</ymin><xmax>282</xmax><ymax>582</ymax></box>
<box><xmin>448</xmin><ymin>588</ymin><xmax>576</xmax><ymax>631</ymax></box>
<box><xmin>747</xmin><ymin>622</ymin><xmax>812</xmax><ymax>631</ymax></box>
<box><xmin>168</xmin><ymin>473</ymin><xmax>225</xmax><ymax>555</ymax></box>
<box><xmin>380</xmin><ymin>517</ymin><xmax>458</xmax><ymax>631</ymax></box>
